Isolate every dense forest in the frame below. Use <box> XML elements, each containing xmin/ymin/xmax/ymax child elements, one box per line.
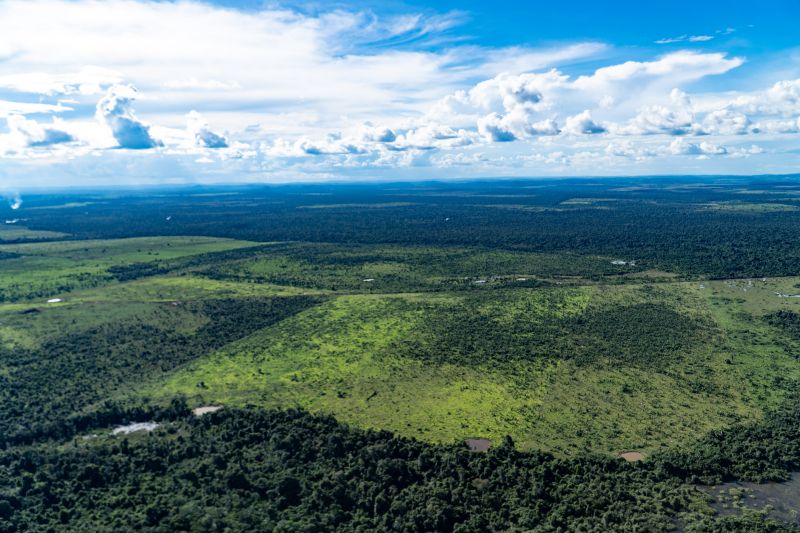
<box><xmin>10</xmin><ymin>175</ymin><xmax>800</xmax><ymax>279</ymax></box>
<box><xmin>392</xmin><ymin>295</ymin><xmax>709</xmax><ymax>368</ymax></box>
<box><xmin>3</xmin><ymin>404</ymin><xmax>800</xmax><ymax>532</ymax></box>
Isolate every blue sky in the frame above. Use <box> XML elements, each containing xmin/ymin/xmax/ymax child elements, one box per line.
<box><xmin>0</xmin><ymin>0</ymin><xmax>799</xmax><ymax>188</ymax></box>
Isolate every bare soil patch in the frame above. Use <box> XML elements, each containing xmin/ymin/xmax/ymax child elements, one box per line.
<box><xmin>192</xmin><ymin>405</ymin><xmax>224</xmax><ymax>416</ymax></box>
<box><xmin>619</xmin><ymin>451</ymin><xmax>645</xmax><ymax>462</ymax></box>
<box><xmin>465</xmin><ymin>438</ymin><xmax>492</xmax><ymax>452</ymax></box>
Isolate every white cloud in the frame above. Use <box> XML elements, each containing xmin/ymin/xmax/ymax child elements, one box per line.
<box><xmin>164</xmin><ymin>79</ymin><xmax>241</xmax><ymax>90</ymax></box>
<box><xmin>604</xmin><ymin>140</ymin><xmax>655</xmax><ymax>160</ymax></box>
<box><xmin>574</xmin><ymin>52</ymin><xmax>743</xmax><ymax>88</ymax></box>
<box><xmin>0</xmin><ymin>100</ymin><xmax>71</xmax><ymax>118</ymax></box>
<box><xmin>187</xmin><ymin>111</ymin><xmax>228</xmax><ymax>148</ymax></box>
<box><xmin>730</xmin><ymin>79</ymin><xmax>800</xmax><ymax>116</ymax></box>
<box><xmin>655</xmin><ymin>35</ymin><xmax>714</xmax><ymax>44</ymax></box>
<box><xmin>613</xmin><ymin>89</ymin><xmax>695</xmax><ymax>135</ymax></box>
<box><xmin>477</xmin><ymin>113</ymin><xmax>517</xmax><ymax>142</ymax></box>
<box><xmin>265</xmin><ymin>134</ymin><xmax>367</xmax><ymax>157</ymax></box>
<box><xmin>357</xmin><ymin>124</ymin><xmax>397</xmax><ymax>143</ymax></box>
<box><xmin>394</xmin><ymin>124</ymin><xmax>474</xmax><ymax>149</ymax></box>
<box><xmin>563</xmin><ymin>110</ymin><xmax>605</xmax><ymax>135</ymax></box>
<box><xmin>0</xmin><ymin>0</ymin><xmax>796</xmax><ymax>183</ymax></box>
<box><xmin>700</xmin><ymin>109</ymin><xmax>754</xmax><ymax>135</ymax></box>
<box><xmin>6</xmin><ymin>115</ymin><xmax>74</xmax><ymax>147</ymax></box>
<box><xmin>0</xmin><ymin>67</ymin><xmax>122</xmax><ymax>96</ymax></box>
<box><xmin>668</xmin><ymin>138</ymin><xmax>727</xmax><ymax>156</ymax></box>
<box><xmin>95</xmin><ymin>85</ymin><xmax>162</xmax><ymax>149</ymax></box>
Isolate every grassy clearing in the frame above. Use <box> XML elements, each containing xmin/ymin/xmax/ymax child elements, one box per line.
<box><xmin>143</xmin><ymin>293</ymin><xmax>549</xmax><ymax>447</ymax></box>
<box><xmin>142</xmin><ymin>281</ymin><xmax>787</xmax><ymax>456</ymax></box>
<box><xmin>0</xmin><ymin>236</ymin><xmax>257</xmax><ymax>302</ymax></box>
<box><xmin>702</xmin><ymin>277</ymin><xmax>800</xmax><ymax>410</ymax></box>
<box><xmin>67</xmin><ymin>275</ymin><xmax>327</xmax><ymax>303</ymax></box>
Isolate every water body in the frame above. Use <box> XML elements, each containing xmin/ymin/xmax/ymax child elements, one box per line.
<box><xmin>705</xmin><ymin>474</ymin><xmax>800</xmax><ymax>525</ymax></box>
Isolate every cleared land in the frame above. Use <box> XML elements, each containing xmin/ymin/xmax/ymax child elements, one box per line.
<box><xmin>144</xmin><ymin>276</ymin><xmax>800</xmax><ymax>456</ymax></box>
<box><xmin>2</xmin><ymin>233</ymin><xmax>793</xmax><ymax>457</ymax></box>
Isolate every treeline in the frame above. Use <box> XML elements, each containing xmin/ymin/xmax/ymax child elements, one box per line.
<box><xmin>2</xmin><ymin>406</ymin><xmax>800</xmax><ymax>532</ymax></box>
<box><xmin>0</xmin><ymin>271</ymin><xmax>107</xmax><ymax>303</ymax></box>
<box><xmin>106</xmin><ymin>244</ymin><xmax>274</xmax><ymax>283</ymax></box>
<box><xmin>0</xmin><ymin>297</ymin><xmax>321</xmax><ymax>446</ymax></box>
<box><xmin>766</xmin><ymin>310</ymin><xmax>800</xmax><ymax>339</ymax></box>
<box><xmin>16</xmin><ymin>178</ymin><xmax>800</xmax><ymax>279</ymax></box>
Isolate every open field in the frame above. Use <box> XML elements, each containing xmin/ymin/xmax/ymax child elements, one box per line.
<box><xmin>142</xmin><ymin>278</ymin><xmax>800</xmax><ymax>456</ymax></box>
<box><xmin>0</xmin><ymin>236</ymin><xmax>258</xmax><ymax>302</ymax></box>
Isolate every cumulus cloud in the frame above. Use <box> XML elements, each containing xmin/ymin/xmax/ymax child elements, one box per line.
<box><xmin>187</xmin><ymin>111</ymin><xmax>228</xmax><ymax>148</ymax></box>
<box><xmin>430</xmin><ymin>70</ymin><xmax>565</xmax><ymax>126</ymax></box>
<box><xmin>0</xmin><ymin>0</ymin><xmax>796</xmax><ymax>182</ymax></box>
<box><xmin>357</xmin><ymin>123</ymin><xmax>397</xmax><ymax>143</ymax></box>
<box><xmin>266</xmin><ymin>133</ymin><xmax>367</xmax><ymax>157</ymax></box>
<box><xmin>731</xmin><ymin>79</ymin><xmax>800</xmax><ymax>116</ymax></box>
<box><xmin>604</xmin><ymin>141</ymin><xmax>655</xmax><ymax>160</ymax></box>
<box><xmin>700</xmin><ymin>109</ymin><xmax>754</xmax><ymax>135</ymax></box>
<box><xmin>614</xmin><ymin>89</ymin><xmax>695</xmax><ymax>135</ymax></box>
<box><xmin>6</xmin><ymin>115</ymin><xmax>75</xmax><ymax>147</ymax></box>
<box><xmin>526</xmin><ymin>118</ymin><xmax>561</xmax><ymax>136</ymax></box>
<box><xmin>424</xmin><ymin>52</ymin><xmax>744</xmax><ymax>145</ymax></box>
<box><xmin>563</xmin><ymin>110</ymin><xmax>605</xmax><ymax>135</ymax></box>
<box><xmin>477</xmin><ymin>113</ymin><xmax>516</xmax><ymax>142</ymax></box>
<box><xmin>96</xmin><ymin>85</ymin><xmax>162</xmax><ymax>149</ymax></box>
<box><xmin>393</xmin><ymin>124</ymin><xmax>474</xmax><ymax>150</ymax></box>
<box><xmin>669</xmin><ymin>138</ymin><xmax>727</xmax><ymax>156</ymax></box>
<box><xmin>756</xmin><ymin>117</ymin><xmax>800</xmax><ymax>134</ymax></box>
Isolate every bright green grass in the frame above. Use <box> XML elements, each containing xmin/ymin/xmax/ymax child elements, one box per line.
<box><xmin>66</xmin><ymin>275</ymin><xmax>327</xmax><ymax>303</ymax></box>
<box><xmin>143</xmin><ymin>293</ymin><xmax>552</xmax><ymax>447</ymax></box>
<box><xmin>702</xmin><ymin>277</ymin><xmax>800</xmax><ymax>410</ymax></box>
<box><xmin>0</xmin><ymin>236</ymin><xmax>259</xmax><ymax>302</ymax></box>
<box><xmin>142</xmin><ymin>281</ymin><xmax>790</xmax><ymax>456</ymax></box>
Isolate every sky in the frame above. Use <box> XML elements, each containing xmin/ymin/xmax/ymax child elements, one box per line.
<box><xmin>0</xmin><ymin>0</ymin><xmax>799</xmax><ymax>188</ymax></box>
